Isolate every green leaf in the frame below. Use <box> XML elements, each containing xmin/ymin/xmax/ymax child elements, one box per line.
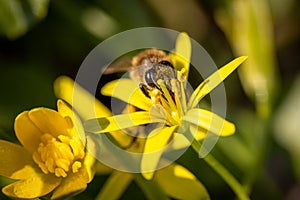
<box><xmin>0</xmin><ymin>0</ymin><xmax>49</xmax><ymax>39</ymax></box>
<box><xmin>274</xmin><ymin>75</ymin><xmax>300</xmax><ymax>179</ymax></box>
<box><xmin>216</xmin><ymin>0</ymin><xmax>279</xmax><ymax>119</ymax></box>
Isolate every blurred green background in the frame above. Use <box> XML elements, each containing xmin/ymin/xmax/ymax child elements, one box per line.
<box><xmin>1</xmin><ymin>0</ymin><xmax>300</xmax><ymax>199</ymax></box>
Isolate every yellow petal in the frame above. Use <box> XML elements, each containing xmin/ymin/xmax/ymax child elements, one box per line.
<box><xmin>96</xmin><ymin>171</ymin><xmax>133</xmax><ymax>200</ymax></box>
<box><xmin>2</xmin><ymin>171</ymin><xmax>61</xmax><ymax>199</ymax></box>
<box><xmin>167</xmin><ymin>127</ymin><xmax>206</xmax><ymax>150</ymax></box>
<box><xmin>141</xmin><ymin>126</ymin><xmax>177</xmax><ymax>180</ymax></box>
<box><xmin>28</xmin><ymin>108</ymin><xmax>70</xmax><ymax>137</ymax></box>
<box><xmin>55</xmin><ymin>77</ymin><xmax>133</xmax><ymax>147</ymax></box>
<box><xmin>0</xmin><ymin>140</ymin><xmax>34</xmax><ymax>179</ymax></box>
<box><xmin>57</xmin><ymin>99</ymin><xmax>76</xmax><ymax>120</ymax></box>
<box><xmin>168</xmin><ymin>133</ymin><xmax>191</xmax><ymax>150</ymax></box>
<box><xmin>190</xmin><ymin>125</ymin><xmax>206</xmax><ymax>140</ymax></box>
<box><xmin>54</xmin><ymin>76</ymin><xmax>111</xmax><ymax>120</ymax></box>
<box><xmin>57</xmin><ymin>100</ymin><xmax>86</xmax><ymax>143</ymax></box>
<box><xmin>109</xmin><ymin>130</ymin><xmax>134</xmax><ymax>148</ymax></box>
<box><xmin>154</xmin><ymin>164</ymin><xmax>210</xmax><ymax>200</ymax></box>
<box><xmin>189</xmin><ymin>56</ymin><xmax>248</xmax><ymax>108</ymax></box>
<box><xmin>51</xmin><ymin>173</ymin><xmax>86</xmax><ymax>199</ymax></box>
<box><xmin>84</xmin><ymin>111</ymin><xmax>165</xmax><ymax>134</ymax></box>
<box><xmin>182</xmin><ymin>109</ymin><xmax>235</xmax><ymax>136</ymax></box>
<box><xmin>101</xmin><ymin>78</ymin><xmax>153</xmax><ymax>111</ymax></box>
<box><xmin>14</xmin><ymin>111</ymin><xmax>43</xmax><ymax>153</ymax></box>
<box><xmin>82</xmin><ymin>151</ymin><xmax>96</xmax><ymax>183</ymax></box>
<box><xmin>171</xmin><ymin>32</ymin><xmax>191</xmax><ymax>80</ymax></box>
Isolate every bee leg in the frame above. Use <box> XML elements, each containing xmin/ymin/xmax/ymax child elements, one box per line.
<box><xmin>139</xmin><ymin>83</ymin><xmax>151</xmax><ymax>98</ymax></box>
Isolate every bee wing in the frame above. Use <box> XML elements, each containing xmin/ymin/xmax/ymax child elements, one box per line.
<box><xmin>102</xmin><ymin>56</ymin><xmax>133</xmax><ymax>74</ymax></box>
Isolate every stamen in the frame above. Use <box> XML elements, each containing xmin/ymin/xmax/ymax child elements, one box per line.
<box><xmin>33</xmin><ymin>133</ymin><xmax>85</xmax><ymax>178</ymax></box>
<box><xmin>32</xmin><ymin>152</ymin><xmax>49</xmax><ymax>174</ymax></box>
<box><xmin>150</xmin><ymin>88</ymin><xmax>161</xmax><ymax>104</ymax></box>
<box><xmin>160</xmin><ymin>94</ymin><xmax>171</xmax><ymax>113</ymax></box>
<box><xmin>72</xmin><ymin>161</ymin><xmax>82</xmax><ymax>173</ymax></box>
<box><xmin>56</xmin><ymin>159</ymin><xmax>70</xmax><ymax>172</ymax></box>
<box><xmin>55</xmin><ymin>168</ymin><xmax>67</xmax><ymax>178</ymax></box>
<box><xmin>171</xmin><ymin>79</ymin><xmax>183</xmax><ymax>117</ymax></box>
<box><xmin>159</xmin><ymin>95</ymin><xmax>179</xmax><ymax>125</ymax></box>
<box><xmin>180</xmin><ymin>80</ymin><xmax>187</xmax><ymax>113</ymax></box>
<box><xmin>45</xmin><ymin>158</ymin><xmax>55</xmax><ymax>173</ymax></box>
<box><xmin>157</xmin><ymin>80</ymin><xmax>177</xmax><ymax>115</ymax></box>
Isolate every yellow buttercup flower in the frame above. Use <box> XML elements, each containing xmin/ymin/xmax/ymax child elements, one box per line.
<box><xmin>84</xmin><ymin>32</ymin><xmax>247</xmax><ymax>179</ymax></box>
<box><xmin>0</xmin><ymin>100</ymin><xmax>94</xmax><ymax>199</ymax></box>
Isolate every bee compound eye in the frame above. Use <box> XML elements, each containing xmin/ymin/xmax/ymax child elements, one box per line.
<box><xmin>145</xmin><ymin>68</ymin><xmax>156</xmax><ymax>88</ymax></box>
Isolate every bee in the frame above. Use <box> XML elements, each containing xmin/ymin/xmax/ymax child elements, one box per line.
<box><xmin>103</xmin><ymin>49</ymin><xmax>179</xmax><ymax>146</ymax></box>
<box><xmin>104</xmin><ymin>49</ymin><xmax>178</xmax><ymax>101</ymax></box>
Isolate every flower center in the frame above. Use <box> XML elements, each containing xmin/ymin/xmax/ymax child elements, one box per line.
<box><xmin>33</xmin><ymin>133</ymin><xmax>85</xmax><ymax>178</ymax></box>
<box><xmin>156</xmin><ymin>79</ymin><xmax>188</xmax><ymax>125</ymax></box>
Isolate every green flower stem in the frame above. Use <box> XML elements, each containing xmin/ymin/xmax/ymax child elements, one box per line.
<box><xmin>190</xmin><ymin>138</ymin><xmax>250</xmax><ymax>200</ymax></box>
<box><xmin>134</xmin><ymin>174</ymin><xmax>169</xmax><ymax>200</ymax></box>
<box><xmin>96</xmin><ymin>172</ymin><xmax>133</xmax><ymax>200</ymax></box>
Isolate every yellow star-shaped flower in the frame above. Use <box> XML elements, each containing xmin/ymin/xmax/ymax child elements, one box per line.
<box><xmin>84</xmin><ymin>32</ymin><xmax>247</xmax><ymax>179</ymax></box>
<box><xmin>54</xmin><ymin>75</ymin><xmax>211</xmax><ymax>200</ymax></box>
